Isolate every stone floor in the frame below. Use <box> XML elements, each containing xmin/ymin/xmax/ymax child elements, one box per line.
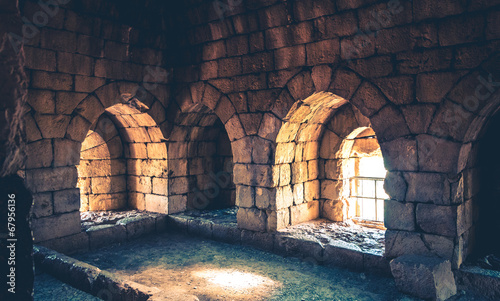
<box><xmin>71</xmin><ymin>232</ymin><xmax>413</xmax><ymax>301</ymax></box>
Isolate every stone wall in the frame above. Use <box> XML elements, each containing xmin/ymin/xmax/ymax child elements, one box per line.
<box><xmin>21</xmin><ymin>0</ymin><xmax>500</xmax><ymax>288</ymax></box>
<box><xmin>77</xmin><ymin>114</ymin><xmax>126</xmax><ymax>212</ymax></box>
<box><xmin>22</xmin><ymin>0</ymin><xmax>170</xmax><ymax>243</ymax></box>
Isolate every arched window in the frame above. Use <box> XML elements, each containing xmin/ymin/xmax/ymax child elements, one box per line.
<box><xmin>344</xmin><ymin>128</ymin><xmax>387</xmax><ymax>223</ymax></box>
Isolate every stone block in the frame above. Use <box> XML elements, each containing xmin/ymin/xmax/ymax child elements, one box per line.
<box><xmin>320</xmin><ymin>179</ymin><xmax>340</xmax><ymax>200</ymax></box>
<box><xmin>88</xmin><ymin>193</ymin><xmax>127</xmax><ymax>211</ymax></box>
<box><xmin>145</xmin><ymin>194</ymin><xmax>168</xmax><ymax>214</ymax></box>
<box><xmin>87</xmin><ymin>224</ymin><xmax>127</xmax><ymax>250</ymax></box>
<box><xmin>252</xmin><ymin>137</ymin><xmax>273</xmax><ymax>164</ymax></box>
<box><xmin>397</xmin><ymin>49</ymin><xmax>452</xmax><ymax>74</ymax></box>
<box><xmin>383</xmin><ymin>172</ymin><xmax>407</xmax><ymax>201</ymax></box>
<box><xmin>379</xmin><ymin>137</ymin><xmax>418</xmax><ymax>171</ymax></box>
<box><xmin>290</xmin><ymin>201</ymin><xmax>320</xmax><ymax>225</ymax></box>
<box><xmin>390</xmin><ymin>255</ymin><xmax>457</xmax><ymax>300</ymax></box>
<box><xmin>27</xmin><ymin>89</ymin><xmax>56</xmax><ymax>113</ymax></box>
<box><xmin>237</xmin><ymin>208</ymin><xmax>267</xmax><ymax>232</ymax></box>
<box><xmin>26</xmin><ymin>140</ymin><xmax>53</xmax><ymax>169</ymax></box>
<box><xmin>32</xmin><ymin>211</ymin><xmax>81</xmax><ymax>242</ymax></box>
<box><xmin>66</xmin><ymin>115</ymin><xmax>92</xmax><ymax>141</ymax></box>
<box><xmin>117</xmin><ymin>216</ymin><xmax>156</xmax><ymax>240</ymax></box>
<box><xmin>351</xmin><ymin>81</ymin><xmax>388</xmax><ymax>118</ymax></box>
<box><xmin>321</xmin><ymin>199</ymin><xmax>344</xmax><ymax>222</ymax></box>
<box><xmin>53</xmin><ymin>188</ymin><xmax>80</xmax><ymax>214</ymax></box>
<box><xmin>400</xmin><ymin>104</ymin><xmax>436</xmax><ymax>135</ymax></box>
<box><xmin>323</xmin><ymin>240</ymin><xmax>364</xmax><ymax>271</ymax></box>
<box><xmin>275</xmin><ymin>45</ymin><xmax>306</xmax><ymax>70</ymax></box>
<box><xmin>34</xmin><ymin>114</ymin><xmax>71</xmax><ymax>139</ymax></box>
<box><xmin>306</xmin><ymin>39</ymin><xmax>339</xmax><ymax>65</ymax></box>
<box><xmin>168</xmin><ymin>194</ymin><xmax>187</xmax><ymax>214</ymax></box>
<box><xmin>236</xmin><ymin>185</ymin><xmax>254</xmax><ymax>208</ymax></box>
<box><xmin>438</xmin><ymin>15</ymin><xmax>484</xmax><ymax>47</ymax></box>
<box><xmin>417</xmin><ymin>135</ymin><xmax>461</xmax><ymax>174</ymax></box>
<box><xmin>274</xmin><ymin>234</ymin><xmax>324</xmax><ymax>261</ymax></box>
<box><xmin>267</xmin><ymin>208</ymin><xmax>290</xmax><ymax>231</ymax></box>
<box><xmin>304</xmin><ymin>180</ymin><xmax>320</xmax><ymax>202</ymax></box>
<box><xmin>41</xmin><ymin>28</ymin><xmax>77</xmax><ymax>52</ymax></box>
<box><xmin>57</xmin><ymin>53</ymin><xmax>93</xmax><ymax>76</ymax></box>
<box><xmin>188</xmin><ymin>219</ymin><xmax>213</xmax><ymax>239</ymax></box>
<box><xmin>152</xmin><ymin>177</ymin><xmax>169</xmax><ymax>195</ymax></box>
<box><xmin>26</xmin><ymin>166</ymin><xmax>78</xmax><ymax>193</ymax></box>
<box><xmin>39</xmin><ymin>232</ymin><xmax>90</xmax><ymax>255</ymax></box>
<box><xmin>255</xmin><ymin>187</ymin><xmax>275</xmax><ymax>209</ymax></box>
<box><xmin>127</xmin><ymin>175</ymin><xmax>152</xmax><ymax>194</ymax></box>
<box><xmin>241</xmin><ymin>230</ymin><xmax>274</xmax><ymax>251</ymax></box>
<box><xmin>404</xmin><ymin>172</ymin><xmax>449</xmax><ymax>204</ymax></box>
<box><xmin>276</xmin><ymin>185</ymin><xmax>293</xmax><ymax>210</ymax></box>
<box><xmin>77</xmin><ymin>34</ymin><xmax>104</xmax><ymax>57</ymax></box>
<box><xmin>384</xmin><ymin>200</ymin><xmax>415</xmax><ymax>231</ymax></box>
<box><xmin>370</xmin><ymin>105</ymin><xmax>410</xmax><ymax>141</ymax></box>
<box><xmin>363</xmin><ymin>253</ymin><xmax>391</xmax><ymax>276</ymax></box>
<box><xmin>385</xmin><ymin>230</ymin><xmax>431</xmax><ymax>259</ymax></box>
<box><xmin>53</xmin><ymin>139</ymin><xmax>81</xmax><ymax>167</ymax></box>
<box><xmin>233</xmin><ymin>164</ymin><xmax>274</xmax><ymax>187</ymax></box>
<box><xmin>416</xmin><ymin>204</ymin><xmax>457</xmax><ymax>237</ymax></box>
<box><xmin>25</xmin><ymin>47</ymin><xmax>56</xmax><ymax>72</ymax></box>
<box><xmin>293</xmin><ymin>183</ymin><xmax>304</xmax><ymax>205</ymax></box>
<box><xmin>32</xmin><ymin>70</ymin><xmax>73</xmax><ymax>91</ymax></box>
<box><xmin>32</xmin><ymin>192</ymin><xmax>53</xmax><ymax>218</ymax></box>
<box><xmin>213</xmin><ymin>223</ymin><xmax>241</xmax><ymax>244</ymax></box>
<box><xmin>279</xmin><ymin>164</ymin><xmax>291</xmax><ymax>186</ymax></box>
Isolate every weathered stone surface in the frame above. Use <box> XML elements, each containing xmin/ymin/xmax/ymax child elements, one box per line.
<box><xmin>321</xmin><ymin>199</ymin><xmax>344</xmax><ymax>222</ymax></box>
<box><xmin>384</xmin><ymin>200</ymin><xmax>415</xmax><ymax>231</ymax></box>
<box><xmin>117</xmin><ymin>216</ymin><xmax>156</xmax><ymax>240</ymax></box>
<box><xmin>379</xmin><ymin>137</ymin><xmax>418</xmax><ymax>171</ymax></box>
<box><xmin>241</xmin><ymin>230</ymin><xmax>274</xmax><ymax>251</ymax></box>
<box><xmin>188</xmin><ymin>219</ymin><xmax>213</xmax><ymax>239</ymax></box>
<box><xmin>32</xmin><ymin>192</ymin><xmax>53</xmax><ymax>218</ymax></box>
<box><xmin>323</xmin><ymin>240</ymin><xmax>363</xmax><ymax>270</ymax></box>
<box><xmin>404</xmin><ymin>172</ymin><xmax>450</xmax><ymax>204</ymax></box>
<box><xmin>53</xmin><ymin>189</ymin><xmax>80</xmax><ymax>214</ymax></box>
<box><xmin>237</xmin><ymin>208</ymin><xmax>267</xmax><ymax>232</ymax></box>
<box><xmin>236</xmin><ymin>185</ymin><xmax>254</xmax><ymax>208</ymax></box>
<box><xmin>290</xmin><ymin>201</ymin><xmax>319</xmax><ymax>225</ymax></box>
<box><xmin>87</xmin><ymin>224</ymin><xmax>127</xmax><ymax>250</ymax></box>
<box><xmin>32</xmin><ymin>211</ymin><xmax>81</xmax><ymax>242</ymax></box>
<box><xmin>26</xmin><ymin>167</ymin><xmax>78</xmax><ymax>193</ymax></box>
<box><xmin>390</xmin><ymin>255</ymin><xmax>457</xmax><ymax>301</ymax></box>
<box><xmin>212</xmin><ymin>223</ymin><xmax>241</xmax><ymax>244</ymax></box>
<box><xmin>416</xmin><ymin>204</ymin><xmax>457</xmax><ymax>237</ymax></box>
<box><xmin>384</xmin><ymin>172</ymin><xmax>407</xmax><ymax>201</ymax></box>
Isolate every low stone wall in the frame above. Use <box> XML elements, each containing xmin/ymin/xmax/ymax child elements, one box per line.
<box><xmin>34</xmin><ymin>245</ymin><xmax>157</xmax><ymax>300</ymax></box>
<box><xmin>38</xmin><ymin>213</ymin><xmax>168</xmax><ymax>254</ymax></box>
<box><xmin>167</xmin><ymin>214</ymin><xmax>391</xmax><ymax>275</ymax></box>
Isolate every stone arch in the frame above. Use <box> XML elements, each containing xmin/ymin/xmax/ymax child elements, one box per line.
<box><xmin>452</xmin><ymin>65</ymin><xmax>500</xmax><ymax>267</ymax></box>
<box><xmin>267</xmin><ymin>66</ymin><xmax>409</xmax><ymax>231</ymax></box>
<box><xmin>164</xmin><ymin>82</ymin><xmax>245</xmax><ymax>214</ymax></box>
<box><xmin>26</xmin><ymin>81</ymin><xmax>169</xmax><ymax>243</ymax></box>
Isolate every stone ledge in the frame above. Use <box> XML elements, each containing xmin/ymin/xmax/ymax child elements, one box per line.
<box><xmin>40</xmin><ymin>213</ymin><xmax>169</xmax><ymax>254</ymax></box>
<box><xmin>166</xmin><ymin>214</ymin><xmax>390</xmax><ymax>275</ymax></box>
<box><xmin>33</xmin><ymin>245</ymin><xmax>157</xmax><ymax>301</ymax></box>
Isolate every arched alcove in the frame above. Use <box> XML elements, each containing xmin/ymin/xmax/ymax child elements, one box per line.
<box><xmin>77</xmin><ymin>102</ymin><xmax>169</xmax><ymax>214</ymax></box>
<box><xmin>166</xmin><ymin>102</ymin><xmax>235</xmax><ymax>213</ymax></box>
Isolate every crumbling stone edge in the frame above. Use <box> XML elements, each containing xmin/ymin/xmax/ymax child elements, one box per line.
<box><xmin>167</xmin><ymin>215</ymin><xmax>391</xmax><ymax>276</ymax></box>
<box><xmin>34</xmin><ymin>245</ymin><xmax>160</xmax><ymax>301</ymax></box>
